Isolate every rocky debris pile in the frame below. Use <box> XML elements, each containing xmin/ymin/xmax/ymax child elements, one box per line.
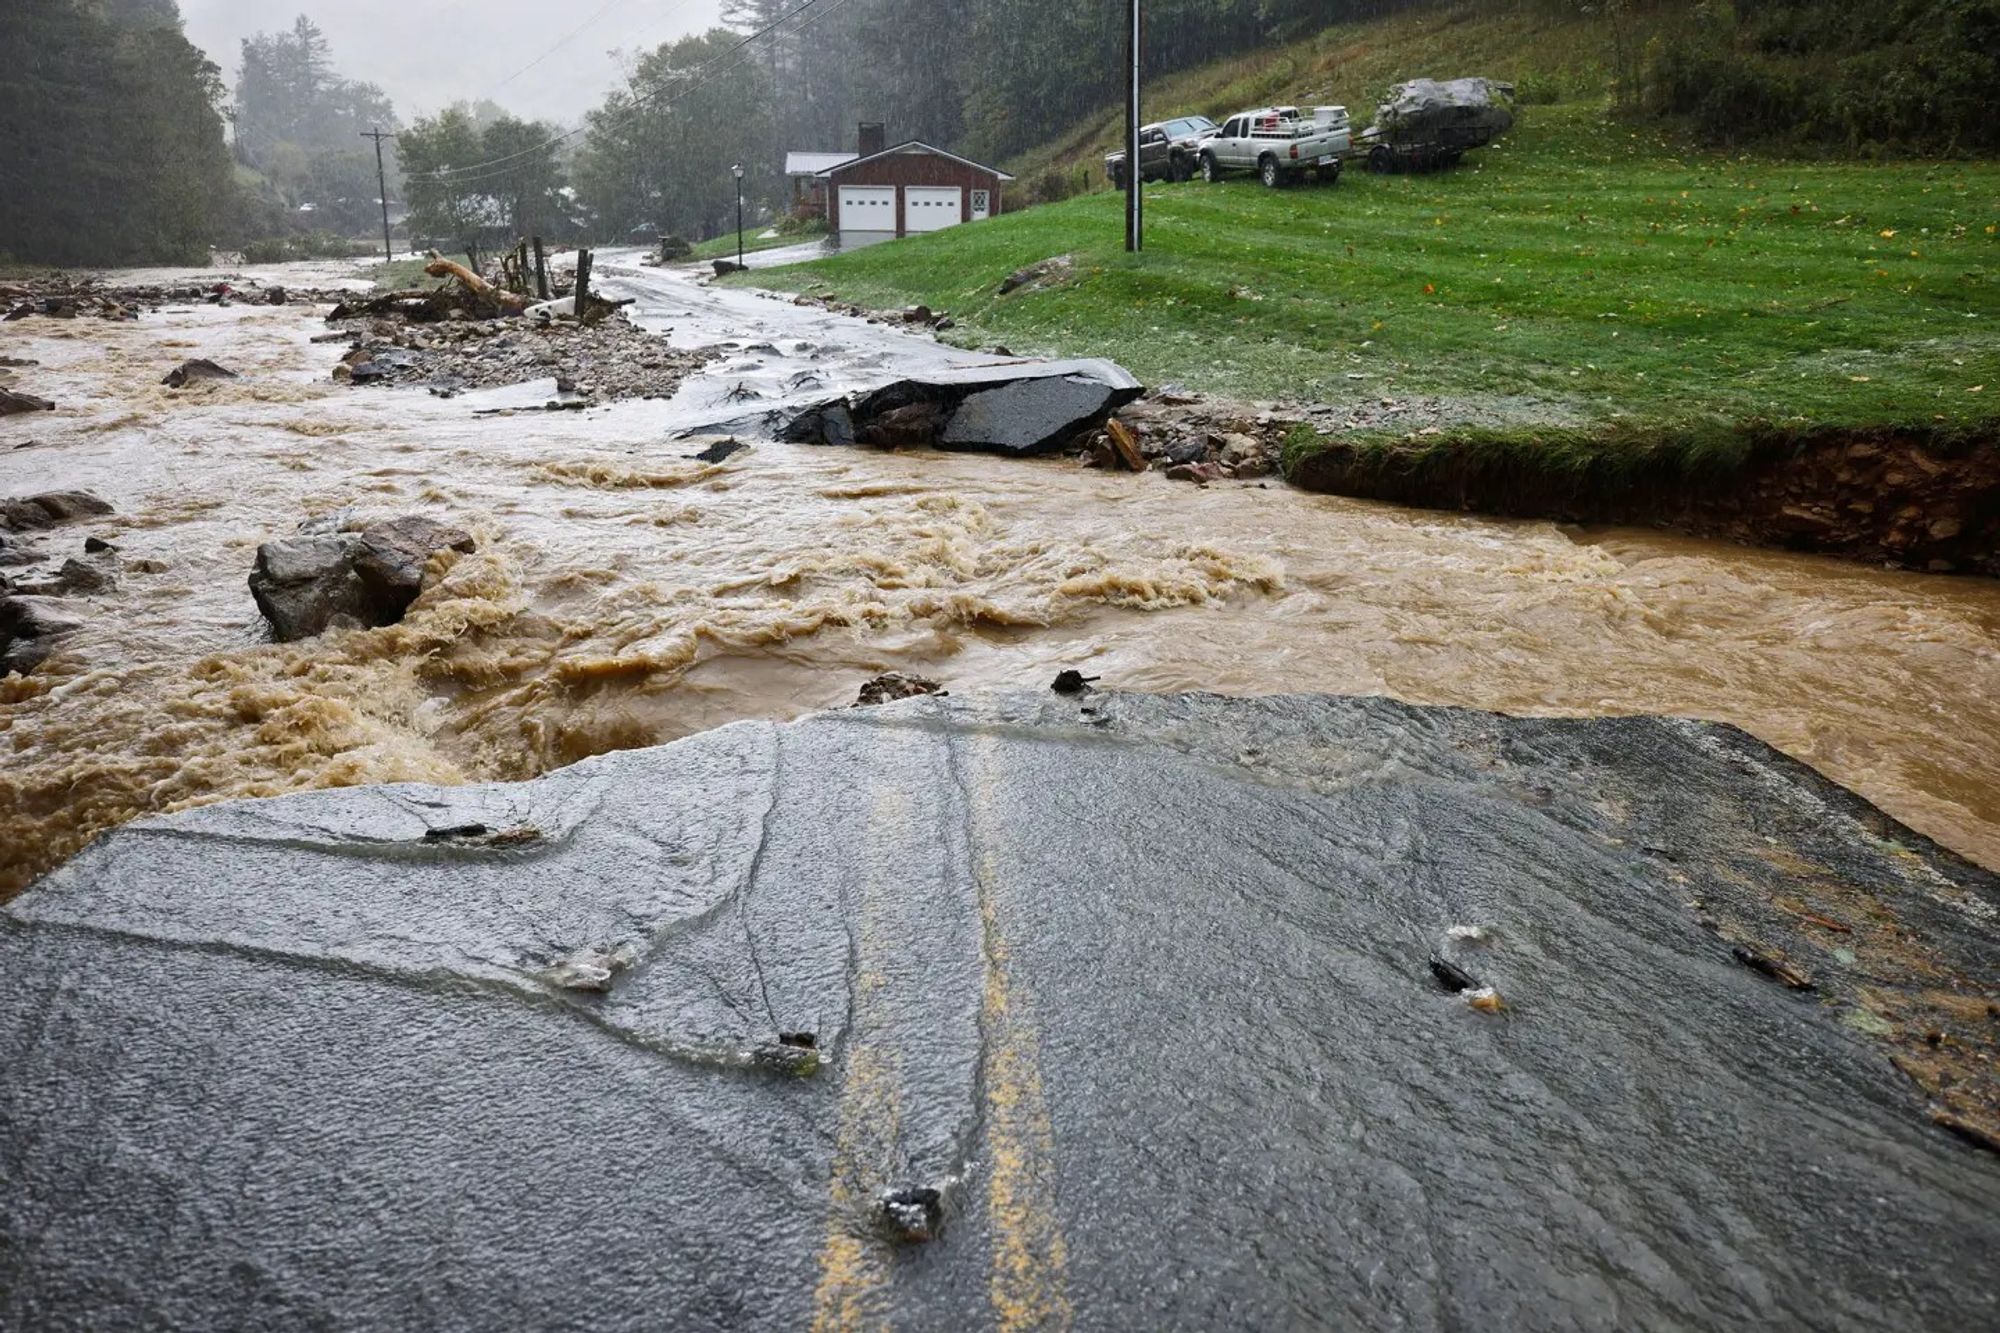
<box><xmin>325</xmin><ymin>310</ymin><xmax>714</xmax><ymax>403</ymax></box>
<box><xmin>998</xmin><ymin>254</ymin><xmax>1076</xmax><ymax>296</ymax></box>
<box><xmin>1078</xmin><ymin>391</ymin><xmax>1536</xmax><ymax>484</ymax></box>
<box><xmin>854</xmin><ymin>672</ymin><xmax>945</xmax><ymax>706</ymax></box>
<box><xmin>778</xmin><ymin>290</ymin><xmax>957</xmax><ymax>332</ymax></box>
<box><xmin>1069</xmin><ymin>393</ymin><xmax>1293</xmax><ymax>482</ymax></box>
<box><xmin>2</xmin><ymin>276</ymin><xmax>152</xmax><ymax>321</ymax></box>
<box><xmin>4</xmin><ymin>691</ymin><xmax>1997</xmax><ymax>1328</ymax></box>
<box><xmin>779</xmin><ymin>359</ymin><xmax>1144</xmax><ymax>456</ymax></box>
<box><xmin>249</xmin><ymin>514</ymin><xmax>476</xmax><ymax>641</ymax></box>
<box><xmin>0</xmin><ymin>275</ymin><xmax>317</xmax><ymax>322</ymax></box>
<box><xmin>0</xmin><ymin>490</ymin><xmax>121</xmax><ymax>675</ymax></box>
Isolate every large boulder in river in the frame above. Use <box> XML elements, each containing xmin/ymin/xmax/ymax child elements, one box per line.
<box><xmin>248</xmin><ymin>534</ymin><xmax>371</xmax><ymax>641</ymax></box>
<box><xmin>2</xmin><ymin>692</ymin><xmax>1995</xmax><ymax>1328</ymax></box>
<box><xmin>0</xmin><ymin>491</ymin><xmax>113</xmax><ymax>533</ymax></box>
<box><xmin>0</xmin><ymin>595</ymin><xmax>85</xmax><ymax>674</ymax></box>
<box><xmin>160</xmin><ymin>358</ymin><xmax>238</xmax><ymax>388</ymax></box>
<box><xmin>0</xmin><ymin>387</ymin><xmax>55</xmax><ymax>416</ymax></box>
<box><xmin>248</xmin><ymin>517</ymin><xmax>475</xmax><ymax>641</ymax></box>
<box><xmin>350</xmin><ymin>516</ymin><xmax>477</xmax><ymax>621</ymax></box>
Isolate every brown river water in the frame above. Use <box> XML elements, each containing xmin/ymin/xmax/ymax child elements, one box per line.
<box><xmin>3</xmin><ymin>256</ymin><xmax>1999</xmax><ymax>894</ymax></box>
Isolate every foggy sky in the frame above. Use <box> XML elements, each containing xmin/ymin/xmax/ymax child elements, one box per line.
<box><xmin>177</xmin><ymin>0</ymin><xmax>727</xmax><ymax>127</ymax></box>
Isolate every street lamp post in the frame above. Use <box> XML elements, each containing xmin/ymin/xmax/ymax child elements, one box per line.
<box><xmin>732</xmin><ymin>163</ymin><xmax>745</xmax><ymax>269</ymax></box>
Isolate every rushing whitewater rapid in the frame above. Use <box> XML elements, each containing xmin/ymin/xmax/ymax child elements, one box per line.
<box><xmin>3</xmin><ymin>253</ymin><xmax>1998</xmax><ymax>893</ymax></box>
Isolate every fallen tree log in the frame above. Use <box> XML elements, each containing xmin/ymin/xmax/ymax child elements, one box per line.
<box><xmin>423</xmin><ymin>252</ymin><xmax>528</xmax><ymax>317</ymax></box>
<box><xmin>326</xmin><ymin>290</ymin><xmax>457</xmax><ymax>323</ymax></box>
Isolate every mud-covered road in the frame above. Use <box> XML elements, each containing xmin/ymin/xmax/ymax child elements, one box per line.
<box><xmin>2</xmin><ymin>253</ymin><xmax>2000</xmax><ymax>899</ymax></box>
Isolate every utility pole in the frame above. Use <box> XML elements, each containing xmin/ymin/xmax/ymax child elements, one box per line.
<box><xmin>1126</xmin><ymin>0</ymin><xmax>1142</xmax><ymax>253</ymax></box>
<box><xmin>361</xmin><ymin>127</ymin><xmax>395</xmax><ymax>265</ymax></box>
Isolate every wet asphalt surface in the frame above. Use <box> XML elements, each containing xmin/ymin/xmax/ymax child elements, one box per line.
<box><xmin>3</xmin><ymin>691</ymin><xmax>1997</xmax><ymax>1330</ymax></box>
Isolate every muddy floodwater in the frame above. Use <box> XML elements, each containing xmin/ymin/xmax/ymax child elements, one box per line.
<box><xmin>4</xmin><ymin>254</ymin><xmax>1999</xmax><ymax>892</ymax></box>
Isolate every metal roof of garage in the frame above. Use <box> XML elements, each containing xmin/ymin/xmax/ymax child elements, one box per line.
<box><xmin>785</xmin><ymin>151</ymin><xmax>858</xmax><ymax>176</ymax></box>
<box><xmin>817</xmin><ymin>141</ymin><xmax>1016</xmax><ymax>181</ymax></box>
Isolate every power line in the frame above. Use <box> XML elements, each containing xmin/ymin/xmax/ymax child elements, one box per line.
<box><xmin>399</xmin><ymin>0</ymin><xmax>833</xmax><ymax>185</ymax></box>
<box><xmin>474</xmin><ymin>0</ymin><xmax>678</xmax><ymax>100</ymax></box>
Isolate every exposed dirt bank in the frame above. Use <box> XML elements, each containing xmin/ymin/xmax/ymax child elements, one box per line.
<box><xmin>754</xmin><ymin>286</ymin><xmax>2000</xmax><ymax>576</ymax></box>
<box><xmin>1287</xmin><ymin>425</ymin><xmax>2000</xmax><ymax>576</ymax></box>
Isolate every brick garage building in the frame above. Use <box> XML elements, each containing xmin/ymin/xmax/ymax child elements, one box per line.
<box><xmin>819</xmin><ymin>139</ymin><xmax>1014</xmax><ymax>247</ymax></box>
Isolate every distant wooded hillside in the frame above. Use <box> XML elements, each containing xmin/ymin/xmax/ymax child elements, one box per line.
<box><xmin>0</xmin><ymin>0</ymin><xmax>233</xmax><ymax>267</ymax></box>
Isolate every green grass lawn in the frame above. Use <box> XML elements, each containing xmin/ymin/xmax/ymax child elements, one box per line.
<box><xmin>734</xmin><ymin>104</ymin><xmax>1999</xmax><ymax>450</ymax></box>
<box><xmin>365</xmin><ymin>257</ymin><xmax>439</xmax><ymax>289</ymax></box>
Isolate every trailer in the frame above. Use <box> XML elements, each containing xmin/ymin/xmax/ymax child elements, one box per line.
<box><xmin>1357</xmin><ymin>78</ymin><xmax>1515</xmax><ymax>173</ymax></box>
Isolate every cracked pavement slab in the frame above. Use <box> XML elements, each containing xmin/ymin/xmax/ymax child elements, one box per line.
<box><xmin>2</xmin><ymin>692</ymin><xmax>1997</xmax><ymax>1330</ymax></box>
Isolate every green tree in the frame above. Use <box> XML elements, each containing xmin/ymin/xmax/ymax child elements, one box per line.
<box><xmin>479</xmin><ymin>116</ymin><xmax>566</xmax><ymax>238</ymax></box>
<box><xmin>233</xmin><ymin>15</ymin><xmax>398</xmax><ymax>234</ymax></box>
<box><xmin>398</xmin><ymin>107</ymin><xmax>492</xmax><ymax>253</ymax></box>
<box><xmin>0</xmin><ymin>0</ymin><xmax>233</xmax><ymax>266</ymax></box>
<box><xmin>574</xmin><ymin>29</ymin><xmax>775</xmax><ymax>240</ymax></box>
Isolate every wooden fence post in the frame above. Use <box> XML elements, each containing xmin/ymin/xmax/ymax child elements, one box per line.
<box><xmin>532</xmin><ymin>237</ymin><xmax>549</xmax><ymax>300</ymax></box>
<box><xmin>573</xmin><ymin>248</ymin><xmax>593</xmax><ymax>319</ymax></box>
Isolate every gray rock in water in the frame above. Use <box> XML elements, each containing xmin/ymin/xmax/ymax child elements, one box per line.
<box><xmin>686</xmin><ymin>438</ymin><xmax>749</xmax><ymax>464</ymax></box>
<box><xmin>0</xmin><ymin>594</ymin><xmax>86</xmax><ymax>674</ymax></box>
<box><xmin>0</xmin><ymin>491</ymin><xmax>113</xmax><ymax>532</ymax></box>
<box><xmin>2</xmin><ymin>692</ymin><xmax>1997</xmax><ymax>1329</ymax></box>
<box><xmin>0</xmin><ymin>387</ymin><xmax>55</xmax><ymax>416</ymax></box>
<box><xmin>160</xmin><ymin>358</ymin><xmax>238</xmax><ymax>388</ymax></box>
<box><xmin>250</xmin><ymin>518</ymin><xmax>475</xmax><ymax>640</ymax></box>
<box><xmin>54</xmin><ymin>553</ymin><xmax>118</xmax><ymax>595</ymax></box>
<box><xmin>247</xmin><ymin>534</ymin><xmax>369</xmax><ymax>641</ymax></box>
<box><xmin>350</xmin><ymin>516</ymin><xmax>476</xmax><ymax>621</ymax></box>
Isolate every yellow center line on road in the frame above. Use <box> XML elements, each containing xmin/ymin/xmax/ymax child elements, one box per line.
<box><xmin>971</xmin><ymin>736</ymin><xmax>1073</xmax><ymax>1333</ymax></box>
<box><xmin>811</xmin><ymin>787</ymin><xmax>905</xmax><ymax>1333</ymax></box>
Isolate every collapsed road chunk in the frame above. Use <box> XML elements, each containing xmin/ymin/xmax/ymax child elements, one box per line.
<box><xmin>778</xmin><ymin>358</ymin><xmax>1144</xmax><ymax>456</ymax></box>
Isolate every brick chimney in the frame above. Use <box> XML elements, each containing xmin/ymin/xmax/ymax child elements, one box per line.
<box><xmin>857</xmin><ymin>122</ymin><xmax>886</xmax><ymax>158</ymax></box>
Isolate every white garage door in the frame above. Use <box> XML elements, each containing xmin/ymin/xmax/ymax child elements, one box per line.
<box><xmin>838</xmin><ymin>186</ymin><xmax>896</xmax><ymax>237</ymax></box>
<box><xmin>904</xmin><ymin>186</ymin><xmax>963</xmax><ymax>233</ymax></box>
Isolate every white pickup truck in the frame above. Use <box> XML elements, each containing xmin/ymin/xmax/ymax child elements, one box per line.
<box><xmin>1196</xmin><ymin>105</ymin><xmax>1351</xmax><ymax>188</ymax></box>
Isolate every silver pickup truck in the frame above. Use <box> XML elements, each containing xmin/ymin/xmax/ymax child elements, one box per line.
<box><xmin>1196</xmin><ymin>106</ymin><xmax>1351</xmax><ymax>188</ymax></box>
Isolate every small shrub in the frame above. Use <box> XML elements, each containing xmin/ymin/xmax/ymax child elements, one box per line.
<box><xmin>1026</xmin><ymin>166</ymin><xmax>1080</xmax><ymax>207</ymax></box>
<box><xmin>1640</xmin><ymin>36</ymin><xmax>1807</xmax><ymax>144</ymax></box>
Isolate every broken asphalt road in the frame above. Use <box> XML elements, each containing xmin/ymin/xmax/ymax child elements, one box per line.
<box><xmin>2</xmin><ymin>692</ymin><xmax>1996</xmax><ymax>1329</ymax></box>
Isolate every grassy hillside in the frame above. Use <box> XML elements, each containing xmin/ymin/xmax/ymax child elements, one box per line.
<box><xmin>735</xmin><ymin>101</ymin><xmax>1998</xmax><ymax>453</ymax></box>
<box><xmin>1008</xmin><ymin>2</ymin><xmax>1626</xmax><ymax>198</ymax></box>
